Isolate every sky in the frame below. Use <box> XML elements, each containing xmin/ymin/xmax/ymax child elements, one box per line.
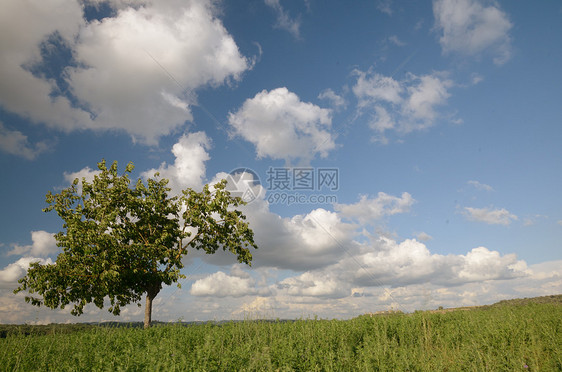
<box><xmin>0</xmin><ymin>0</ymin><xmax>561</xmax><ymax>324</ymax></box>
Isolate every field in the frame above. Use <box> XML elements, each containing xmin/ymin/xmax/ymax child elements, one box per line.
<box><xmin>1</xmin><ymin>295</ymin><xmax>560</xmax><ymax>371</ymax></box>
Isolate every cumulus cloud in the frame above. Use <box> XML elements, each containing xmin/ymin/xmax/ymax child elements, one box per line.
<box><xmin>67</xmin><ymin>0</ymin><xmax>250</xmax><ymax>143</ymax></box>
<box><xmin>0</xmin><ymin>122</ymin><xmax>50</xmax><ymax>160</ymax></box>
<box><xmin>353</xmin><ymin>69</ymin><xmax>455</xmax><ymax>140</ymax></box>
<box><xmin>526</xmin><ymin>260</ymin><xmax>562</xmax><ymax>281</ymax></box>
<box><xmin>246</xmin><ymin>203</ymin><xmax>357</xmax><ymax>270</ymax></box>
<box><xmin>433</xmin><ymin>0</ymin><xmax>513</xmax><ymax>65</ymax></box>
<box><xmin>0</xmin><ymin>0</ymin><xmax>91</xmax><ymax>131</ymax></box>
<box><xmin>0</xmin><ymin>0</ymin><xmax>250</xmax><ymax>145</ymax></box>
<box><xmin>0</xmin><ymin>257</ymin><xmax>53</xmax><ymax>288</ymax></box>
<box><xmin>7</xmin><ymin>231</ymin><xmax>58</xmax><ymax>257</ymax></box>
<box><xmin>457</xmin><ymin>247</ymin><xmax>528</xmax><ymax>282</ymax></box>
<box><xmin>198</xmin><ymin>190</ymin><xmax>412</xmax><ymax>273</ymax></box>
<box><xmin>193</xmin><ymin>191</ymin><xmax>356</xmax><ymax>271</ymax></box>
<box><xmin>349</xmin><ymin>237</ymin><xmax>454</xmax><ymax>287</ymax></box>
<box><xmin>228</xmin><ymin>87</ymin><xmax>335</xmax><ymax>164</ymax></box>
<box><xmin>264</xmin><ymin>0</ymin><xmax>301</xmax><ymax>38</ymax></box>
<box><xmin>282</xmin><ymin>236</ymin><xmax>529</xmax><ymax>294</ymax></box>
<box><xmin>334</xmin><ymin>192</ymin><xmax>414</xmax><ymax>224</ymax></box>
<box><xmin>277</xmin><ymin>271</ymin><xmax>349</xmax><ymax>299</ymax></box>
<box><xmin>191</xmin><ymin>270</ymin><xmax>258</xmax><ymax>298</ymax></box>
<box><xmin>253</xmin><ymin>235</ymin><xmax>531</xmax><ymax>318</ymax></box>
<box><xmin>142</xmin><ymin>131</ymin><xmax>211</xmax><ymax>193</ymax></box>
<box><xmin>3</xmin><ymin>247</ymin><xmax>558</xmax><ymax>323</ymax></box>
<box><xmin>463</xmin><ymin>206</ymin><xmax>518</xmax><ymax>226</ymax></box>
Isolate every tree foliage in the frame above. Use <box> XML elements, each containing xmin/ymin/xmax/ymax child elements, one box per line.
<box><xmin>15</xmin><ymin>160</ymin><xmax>257</xmax><ymax>327</ymax></box>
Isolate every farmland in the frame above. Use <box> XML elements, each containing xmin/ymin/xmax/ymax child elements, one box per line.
<box><xmin>1</xmin><ymin>295</ymin><xmax>560</xmax><ymax>371</ymax></box>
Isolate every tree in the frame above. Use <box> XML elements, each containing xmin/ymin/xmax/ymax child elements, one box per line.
<box><xmin>15</xmin><ymin>160</ymin><xmax>257</xmax><ymax>328</ymax></box>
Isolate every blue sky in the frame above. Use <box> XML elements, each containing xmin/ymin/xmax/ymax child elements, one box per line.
<box><xmin>1</xmin><ymin>0</ymin><xmax>561</xmax><ymax>324</ymax></box>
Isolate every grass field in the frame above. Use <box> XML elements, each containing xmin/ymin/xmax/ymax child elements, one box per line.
<box><xmin>1</xmin><ymin>295</ymin><xmax>560</xmax><ymax>371</ymax></box>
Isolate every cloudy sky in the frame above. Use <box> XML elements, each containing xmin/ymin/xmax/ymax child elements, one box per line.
<box><xmin>1</xmin><ymin>0</ymin><xmax>561</xmax><ymax>324</ymax></box>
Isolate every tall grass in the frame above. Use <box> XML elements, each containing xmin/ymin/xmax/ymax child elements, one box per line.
<box><xmin>1</xmin><ymin>302</ymin><xmax>560</xmax><ymax>371</ymax></box>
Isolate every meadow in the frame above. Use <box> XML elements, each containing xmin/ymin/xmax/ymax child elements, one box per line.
<box><xmin>1</xmin><ymin>295</ymin><xmax>560</xmax><ymax>371</ymax></box>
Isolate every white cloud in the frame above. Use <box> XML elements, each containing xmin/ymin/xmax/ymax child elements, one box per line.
<box><xmin>353</xmin><ymin>71</ymin><xmax>403</xmax><ymax>107</ymax></box>
<box><xmin>62</xmin><ymin>165</ymin><xmax>102</xmax><ymax>195</ymax></box>
<box><xmin>67</xmin><ymin>0</ymin><xmax>250</xmax><ymax>144</ymax></box>
<box><xmin>247</xmin><ymin>203</ymin><xmax>357</xmax><ymax>270</ymax></box>
<box><xmin>349</xmin><ymin>237</ymin><xmax>454</xmax><ymax>287</ymax></box>
<box><xmin>142</xmin><ymin>131</ymin><xmax>211</xmax><ymax>193</ymax></box>
<box><xmin>457</xmin><ymin>247</ymin><xmax>528</xmax><ymax>282</ymax></box>
<box><xmin>277</xmin><ymin>271</ymin><xmax>349</xmax><ymax>299</ymax></box>
<box><xmin>0</xmin><ymin>0</ymin><xmax>92</xmax><ymax>132</ymax></box>
<box><xmin>388</xmin><ymin>35</ymin><xmax>406</xmax><ymax>46</ymax></box>
<box><xmin>433</xmin><ymin>0</ymin><xmax>513</xmax><ymax>65</ymax></box>
<box><xmin>463</xmin><ymin>206</ymin><xmax>518</xmax><ymax>226</ymax></box>
<box><xmin>7</xmin><ymin>231</ymin><xmax>58</xmax><ymax>257</ymax></box>
<box><xmin>190</xmin><ymin>271</ymin><xmax>257</xmax><ymax>298</ymax></box>
<box><xmin>403</xmin><ymin>73</ymin><xmax>453</xmax><ymax>124</ymax></box>
<box><xmin>0</xmin><ymin>0</ymin><xmax>250</xmax><ymax>145</ymax></box>
<box><xmin>269</xmin><ymin>236</ymin><xmax>530</xmax><ymax>307</ymax></box>
<box><xmin>196</xmin><ymin>193</ymin><xmax>357</xmax><ymax>271</ymax></box>
<box><xmin>467</xmin><ymin>180</ymin><xmax>494</xmax><ymax>191</ymax></box>
<box><xmin>0</xmin><ymin>122</ymin><xmax>50</xmax><ymax>160</ymax></box>
<box><xmin>318</xmin><ymin>89</ymin><xmax>346</xmax><ymax>110</ymax></box>
<box><xmin>228</xmin><ymin>87</ymin><xmax>335</xmax><ymax>164</ymax></box>
<box><xmin>334</xmin><ymin>192</ymin><xmax>414</xmax><ymax>224</ymax></box>
<box><xmin>370</xmin><ymin>106</ymin><xmax>395</xmax><ymax>133</ymax></box>
<box><xmin>353</xmin><ymin>69</ymin><xmax>455</xmax><ymax>139</ymax></box>
<box><xmin>264</xmin><ymin>0</ymin><xmax>301</xmax><ymax>38</ymax></box>
<box><xmin>64</xmin><ymin>166</ymin><xmax>101</xmax><ymax>185</ymax></box>
<box><xmin>0</xmin><ymin>257</ymin><xmax>53</xmax><ymax>288</ymax></box>
<box><xmin>527</xmin><ymin>260</ymin><xmax>562</xmax><ymax>281</ymax></box>
<box><xmin>557</xmin><ymin>220</ymin><xmax>562</xmax><ymax>227</ymax></box>
<box><xmin>185</xmin><ymin>170</ymin><xmax>355</xmax><ymax>271</ymax></box>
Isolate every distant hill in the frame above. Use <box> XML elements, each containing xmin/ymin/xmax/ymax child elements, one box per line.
<box><xmin>368</xmin><ymin>294</ymin><xmax>562</xmax><ymax>316</ymax></box>
<box><xmin>490</xmin><ymin>294</ymin><xmax>562</xmax><ymax>307</ymax></box>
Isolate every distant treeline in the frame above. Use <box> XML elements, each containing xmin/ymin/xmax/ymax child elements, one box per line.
<box><xmin>2</xmin><ymin>294</ymin><xmax>560</xmax><ymax>338</ymax></box>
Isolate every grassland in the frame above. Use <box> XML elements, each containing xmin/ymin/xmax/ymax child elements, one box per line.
<box><xmin>1</xmin><ymin>295</ymin><xmax>560</xmax><ymax>371</ymax></box>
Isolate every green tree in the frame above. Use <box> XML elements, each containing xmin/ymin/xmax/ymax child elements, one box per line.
<box><xmin>15</xmin><ymin>160</ymin><xmax>257</xmax><ymax>328</ymax></box>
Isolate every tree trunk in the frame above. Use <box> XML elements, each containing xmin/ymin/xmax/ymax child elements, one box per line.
<box><xmin>144</xmin><ymin>283</ymin><xmax>161</xmax><ymax>329</ymax></box>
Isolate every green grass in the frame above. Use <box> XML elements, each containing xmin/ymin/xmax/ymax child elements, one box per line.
<box><xmin>1</xmin><ymin>298</ymin><xmax>561</xmax><ymax>371</ymax></box>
